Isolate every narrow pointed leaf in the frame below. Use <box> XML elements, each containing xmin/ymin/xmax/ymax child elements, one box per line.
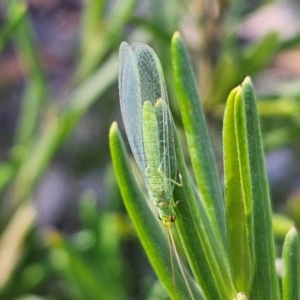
<box><xmin>223</xmin><ymin>86</ymin><xmax>254</xmax><ymax>294</ymax></box>
<box><xmin>282</xmin><ymin>226</ymin><xmax>300</xmax><ymax>300</ymax></box>
<box><xmin>172</xmin><ymin>122</ymin><xmax>236</xmax><ymax>300</ymax></box>
<box><xmin>240</xmin><ymin>77</ymin><xmax>280</xmax><ymax>299</ymax></box>
<box><xmin>171</xmin><ymin>32</ymin><xmax>226</xmax><ymax>248</ymax></box>
<box><xmin>109</xmin><ymin>122</ymin><xmax>203</xmax><ymax>300</ymax></box>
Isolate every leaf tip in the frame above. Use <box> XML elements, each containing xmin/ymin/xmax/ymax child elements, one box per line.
<box><xmin>287</xmin><ymin>225</ymin><xmax>298</xmax><ymax>237</ymax></box>
<box><xmin>172</xmin><ymin>31</ymin><xmax>181</xmax><ymax>40</ymax></box>
<box><xmin>242</xmin><ymin>76</ymin><xmax>252</xmax><ymax>86</ymax></box>
<box><xmin>109</xmin><ymin>121</ymin><xmax>119</xmax><ymax>136</ymax></box>
<box><xmin>171</xmin><ymin>31</ymin><xmax>182</xmax><ymax>47</ymax></box>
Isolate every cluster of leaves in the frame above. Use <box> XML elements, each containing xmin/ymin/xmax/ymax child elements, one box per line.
<box><xmin>110</xmin><ymin>32</ymin><xmax>300</xmax><ymax>299</ymax></box>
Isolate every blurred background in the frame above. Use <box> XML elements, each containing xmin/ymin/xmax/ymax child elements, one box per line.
<box><xmin>0</xmin><ymin>0</ymin><xmax>300</xmax><ymax>299</ymax></box>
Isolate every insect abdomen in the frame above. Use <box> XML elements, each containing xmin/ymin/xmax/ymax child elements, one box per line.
<box><xmin>142</xmin><ymin>101</ymin><xmax>164</xmax><ymax>191</ymax></box>
<box><xmin>154</xmin><ymin>98</ymin><xmax>177</xmax><ymax>186</ymax></box>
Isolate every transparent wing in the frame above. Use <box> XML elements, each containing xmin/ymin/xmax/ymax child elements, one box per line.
<box><xmin>119</xmin><ymin>42</ymin><xmax>147</xmax><ymax>175</ymax></box>
<box><xmin>132</xmin><ymin>43</ymin><xmax>177</xmax><ymax>186</ymax></box>
<box><xmin>119</xmin><ymin>42</ymin><xmax>177</xmax><ymax>188</ymax></box>
<box><xmin>131</xmin><ymin>43</ymin><xmax>168</xmax><ymax>107</ymax></box>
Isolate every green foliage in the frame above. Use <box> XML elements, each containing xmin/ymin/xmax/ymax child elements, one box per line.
<box><xmin>110</xmin><ymin>32</ymin><xmax>300</xmax><ymax>299</ymax></box>
<box><xmin>0</xmin><ymin>0</ymin><xmax>300</xmax><ymax>299</ymax></box>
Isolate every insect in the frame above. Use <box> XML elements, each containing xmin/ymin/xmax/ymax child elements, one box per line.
<box><xmin>118</xmin><ymin>41</ymin><xmax>196</xmax><ymax>300</ymax></box>
<box><xmin>118</xmin><ymin>42</ymin><xmax>178</xmax><ymax>227</ymax></box>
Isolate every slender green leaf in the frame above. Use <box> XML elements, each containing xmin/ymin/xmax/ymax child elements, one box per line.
<box><xmin>109</xmin><ymin>122</ymin><xmax>203</xmax><ymax>300</ymax></box>
<box><xmin>172</xmin><ymin>120</ymin><xmax>236</xmax><ymax>300</ymax></box>
<box><xmin>282</xmin><ymin>226</ymin><xmax>300</xmax><ymax>300</ymax></box>
<box><xmin>223</xmin><ymin>86</ymin><xmax>254</xmax><ymax>294</ymax></box>
<box><xmin>171</xmin><ymin>31</ymin><xmax>226</xmax><ymax>248</ymax></box>
<box><xmin>170</xmin><ymin>33</ymin><xmax>235</xmax><ymax>299</ymax></box>
<box><xmin>240</xmin><ymin>77</ymin><xmax>280</xmax><ymax>299</ymax></box>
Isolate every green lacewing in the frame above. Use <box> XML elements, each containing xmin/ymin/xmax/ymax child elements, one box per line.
<box><xmin>118</xmin><ymin>42</ymin><xmax>177</xmax><ymax>227</ymax></box>
<box><xmin>118</xmin><ymin>42</ymin><xmax>196</xmax><ymax>300</ymax></box>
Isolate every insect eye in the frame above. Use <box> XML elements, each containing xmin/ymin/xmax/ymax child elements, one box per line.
<box><xmin>158</xmin><ymin>214</ymin><xmax>162</xmax><ymax>220</ymax></box>
<box><xmin>169</xmin><ymin>214</ymin><xmax>176</xmax><ymax>222</ymax></box>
